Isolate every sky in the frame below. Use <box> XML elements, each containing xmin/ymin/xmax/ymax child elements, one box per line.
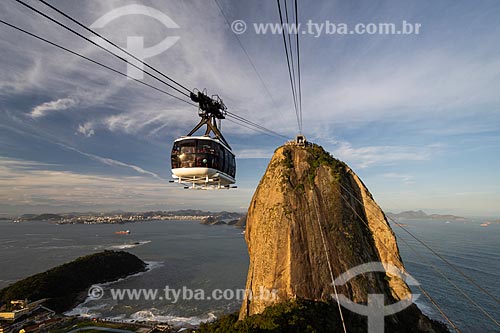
<box><xmin>1</xmin><ymin>0</ymin><xmax>499</xmax><ymax>217</ymax></box>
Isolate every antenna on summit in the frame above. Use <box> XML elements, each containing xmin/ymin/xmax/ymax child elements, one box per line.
<box><xmin>286</xmin><ymin>134</ymin><xmax>308</xmax><ymax>147</ymax></box>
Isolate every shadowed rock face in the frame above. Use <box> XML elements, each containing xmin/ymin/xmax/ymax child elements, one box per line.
<box><xmin>239</xmin><ymin>144</ymin><xmax>441</xmax><ymax>328</ymax></box>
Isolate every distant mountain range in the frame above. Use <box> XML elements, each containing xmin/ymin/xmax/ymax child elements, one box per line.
<box><xmin>16</xmin><ymin>210</ymin><xmax>242</xmax><ymax>220</ymax></box>
<box><xmin>11</xmin><ymin>210</ymin><xmax>246</xmax><ymax>228</ymax></box>
<box><xmin>386</xmin><ymin>210</ymin><xmax>467</xmax><ymax>221</ymax></box>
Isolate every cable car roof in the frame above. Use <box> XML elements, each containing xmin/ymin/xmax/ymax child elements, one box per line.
<box><xmin>174</xmin><ymin>135</ymin><xmax>234</xmax><ymax>154</ymax></box>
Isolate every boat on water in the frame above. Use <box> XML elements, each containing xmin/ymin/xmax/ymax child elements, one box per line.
<box><xmin>115</xmin><ymin>230</ymin><xmax>131</xmax><ymax>235</ymax></box>
<box><xmin>480</xmin><ymin>222</ymin><xmax>491</xmax><ymax>227</ymax></box>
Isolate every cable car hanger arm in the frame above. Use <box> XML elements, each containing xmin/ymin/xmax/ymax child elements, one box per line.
<box><xmin>187</xmin><ymin>89</ymin><xmax>231</xmax><ymax>148</ymax></box>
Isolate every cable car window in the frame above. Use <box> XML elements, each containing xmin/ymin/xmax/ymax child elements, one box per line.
<box><xmin>212</xmin><ymin>142</ymin><xmax>219</xmax><ymax>156</ymax></box>
<box><xmin>179</xmin><ymin>152</ymin><xmax>196</xmax><ymax>168</ymax></box>
<box><xmin>197</xmin><ymin>140</ymin><xmax>216</xmax><ymax>154</ymax></box>
<box><xmin>219</xmin><ymin>146</ymin><xmax>225</xmax><ymax>172</ymax></box>
<box><xmin>224</xmin><ymin>149</ymin><xmax>230</xmax><ymax>174</ymax></box>
<box><xmin>217</xmin><ymin>145</ymin><xmax>223</xmax><ymax>159</ymax></box>
<box><xmin>172</xmin><ymin>142</ymin><xmax>180</xmax><ymax>155</ymax></box>
<box><xmin>220</xmin><ymin>148</ymin><xmax>224</xmax><ymax>173</ymax></box>
<box><xmin>171</xmin><ymin>143</ymin><xmax>181</xmax><ymax>168</ymax></box>
<box><xmin>171</xmin><ymin>155</ymin><xmax>178</xmax><ymax>169</ymax></box>
<box><xmin>196</xmin><ymin>154</ymin><xmax>209</xmax><ymax>167</ymax></box>
<box><xmin>180</xmin><ymin>140</ymin><xmax>196</xmax><ymax>154</ymax></box>
<box><xmin>230</xmin><ymin>155</ymin><xmax>235</xmax><ymax>176</ymax></box>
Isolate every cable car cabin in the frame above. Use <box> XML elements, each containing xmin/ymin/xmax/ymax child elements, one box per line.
<box><xmin>171</xmin><ymin>136</ymin><xmax>236</xmax><ymax>188</ymax></box>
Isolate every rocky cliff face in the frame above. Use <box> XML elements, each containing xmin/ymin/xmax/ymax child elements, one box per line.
<box><xmin>239</xmin><ymin>143</ymin><xmax>446</xmax><ymax>331</ymax></box>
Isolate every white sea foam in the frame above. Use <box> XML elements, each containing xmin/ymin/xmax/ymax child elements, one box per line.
<box><xmin>0</xmin><ymin>279</ymin><xmax>14</xmax><ymax>285</ymax></box>
<box><xmin>97</xmin><ymin>259</ymin><xmax>162</xmax><ymax>287</ymax></box>
<box><xmin>414</xmin><ymin>299</ymin><xmax>438</xmax><ymax>319</ymax></box>
<box><xmin>106</xmin><ymin>314</ymin><xmax>127</xmax><ymax>321</ymax></box>
<box><xmin>145</xmin><ymin>261</ymin><xmax>164</xmax><ymax>271</ymax></box>
<box><xmin>0</xmin><ymin>240</ymin><xmax>17</xmax><ymax>244</ymax></box>
<box><xmin>108</xmin><ymin>240</ymin><xmax>152</xmax><ymax>250</ymax></box>
<box><xmin>129</xmin><ymin>309</ymin><xmax>217</xmax><ymax>325</ymax></box>
<box><xmin>64</xmin><ymin>302</ymin><xmax>109</xmax><ymax>317</ymax></box>
<box><xmin>67</xmin><ymin>306</ymin><xmax>217</xmax><ymax>327</ymax></box>
<box><xmin>109</xmin><ymin>244</ymin><xmax>137</xmax><ymax>250</ymax></box>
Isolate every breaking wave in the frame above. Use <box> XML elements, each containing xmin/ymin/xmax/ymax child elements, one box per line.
<box><xmin>129</xmin><ymin>309</ymin><xmax>217</xmax><ymax>325</ymax></box>
<box><xmin>107</xmin><ymin>240</ymin><xmax>152</xmax><ymax>250</ymax></box>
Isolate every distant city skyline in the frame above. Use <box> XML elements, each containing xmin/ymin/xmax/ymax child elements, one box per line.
<box><xmin>1</xmin><ymin>0</ymin><xmax>500</xmax><ymax>216</ymax></box>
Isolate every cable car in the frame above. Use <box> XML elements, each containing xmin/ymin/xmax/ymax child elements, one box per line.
<box><xmin>170</xmin><ymin>90</ymin><xmax>236</xmax><ymax>189</ymax></box>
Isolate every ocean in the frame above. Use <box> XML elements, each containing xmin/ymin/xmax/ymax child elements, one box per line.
<box><xmin>0</xmin><ymin>218</ymin><xmax>498</xmax><ymax>332</ymax></box>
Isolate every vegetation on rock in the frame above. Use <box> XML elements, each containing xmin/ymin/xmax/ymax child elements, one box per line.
<box><xmin>199</xmin><ymin>299</ymin><xmax>449</xmax><ymax>332</ymax></box>
<box><xmin>304</xmin><ymin>144</ymin><xmax>346</xmax><ymax>184</ymax></box>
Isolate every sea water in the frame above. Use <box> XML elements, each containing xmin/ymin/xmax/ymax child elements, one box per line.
<box><xmin>0</xmin><ymin>218</ymin><xmax>498</xmax><ymax>332</ymax></box>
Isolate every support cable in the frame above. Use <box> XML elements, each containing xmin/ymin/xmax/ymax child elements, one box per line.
<box><xmin>397</xmin><ymin>231</ymin><xmax>500</xmax><ymax>327</ymax></box>
<box><xmin>337</xmin><ymin>180</ymin><xmax>500</xmax><ymax>306</ymax></box>
<box><xmin>214</xmin><ymin>0</ymin><xmax>281</xmax><ymax>112</ymax></box>
<box><xmin>311</xmin><ymin>195</ymin><xmax>348</xmax><ymax>333</ymax></box>
<box><xmin>335</xmin><ymin>185</ymin><xmax>461</xmax><ymax>332</ymax></box>
<box><xmin>294</xmin><ymin>0</ymin><xmax>303</xmax><ymax>132</ymax></box>
<box><xmin>225</xmin><ymin>117</ymin><xmax>284</xmax><ymax>139</ymax></box>
<box><xmin>283</xmin><ymin>0</ymin><xmax>299</xmax><ymax>117</ymax></box>
<box><xmin>276</xmin><ymin>0</ymin><xmax>300</xmax><ymax>132</ymax></box>
<box><xmin>226</xmin><ymin>111</ymin><xmax>289</xmax><ymax>140</ymax></box>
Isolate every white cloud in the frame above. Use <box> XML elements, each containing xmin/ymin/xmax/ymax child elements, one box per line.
<box><xmin>0</xmin><ymin>157</ymin><xmax>253</xmax><ymax>214</ymax></box>
<box><xmin>0</xmin><ymin>122</ymin><xmax>163</xmax><ymax>181</ymax></box>
<box><xmin>0</xmin><ymin>58</ymin><xmax>42</xmax><ymax>93</ymax></box>
<box><xmin>305</xmin><ymin>50</ymin><xmax>500</xmax><ymax>134</ymax></box>
<box><xmin>333</xmin><ymin>142</ymin><xmax>441</xmax><ymax>168</ymax></box>
<box><xmin>96</xmin><ymin>156</ymin><xmax>162</xmax><ymax>180</ymax></box>
<box><xmin>235</xmin><ymin>148</ymin><xmax>274</xmax><ymax>159</ymax></box>
<box><xmin>30</xmin><ymin>98</ymin><xmax>77</xmax><ymax>118</ymax></box>
<box><xmin>380</xmin><ymin>173</ymin><xmax>415</xmax><ymax>185</ymax></box>
<box><xmin>0</xmin><ymin>157</ymin><xmax>59</xmax><ymax>169</ymax></box>
<box><xmin>0</xmin><ymin>158</ymin><xmax>170</xmax><ymax>208</ymax></box>
<box><xmin>102</xmin><ymin>107</ymin><xmax>198</xmax><ymax>136</ymax></box>
<box><xmin>77</xmin><ymin>122</ymin><xmax>95</xmax><ymax>137</ymax></box>
<box><xmin>54</xmin><ymin>143</ymin><xmax>163</xmax><ymax>180</ymax></box>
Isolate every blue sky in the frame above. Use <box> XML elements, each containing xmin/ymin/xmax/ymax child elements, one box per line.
<box><xmin>1</xmin><ymin>0</ymin><xmax>499</xmax><ymax>216</ymax></box>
